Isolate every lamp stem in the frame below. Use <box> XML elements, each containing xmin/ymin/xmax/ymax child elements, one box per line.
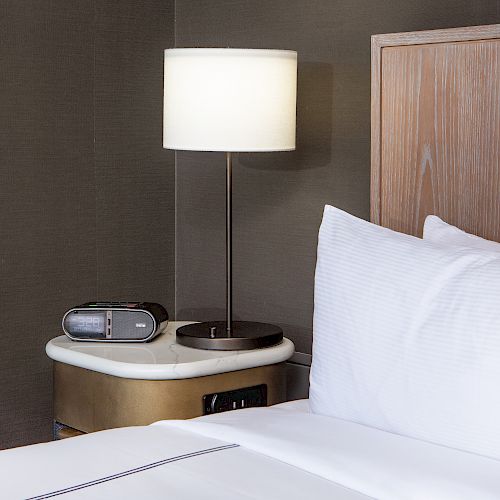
<box><xmin>226</xmin><ymin>151</ymin><xmax>233</xmax><ymax>336</ymax></box>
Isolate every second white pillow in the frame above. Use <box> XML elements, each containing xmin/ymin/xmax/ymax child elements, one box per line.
<box><xmin>423</xmin><ymin>215</ymin><xmax>500</xmax><ymax>252</ymax></box>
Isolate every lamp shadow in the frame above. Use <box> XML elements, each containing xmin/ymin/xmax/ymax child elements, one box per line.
<box><xmin>238</xmin><ymin>61</ymin><xmax>333</xmax><ymax>171</ymax></box>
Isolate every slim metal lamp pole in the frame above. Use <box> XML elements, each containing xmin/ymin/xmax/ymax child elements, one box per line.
<box><xmin>226</xmin><ymin>151</ymin><xmax>232</xmax><ymax>336</ymax></box>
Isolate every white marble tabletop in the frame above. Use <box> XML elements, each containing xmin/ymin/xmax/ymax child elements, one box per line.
<box><xmin>46</xmin><ymin>321</ymin><xmax>295</xmax><ymax>380</ymax></box>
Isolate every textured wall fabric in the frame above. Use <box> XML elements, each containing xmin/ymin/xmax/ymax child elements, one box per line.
<box><xmin>311</xmin><ymin>206</ymin><xmax>500</xmax><ymax>461</ymax></box>
<box><xmin>174</xmin><ymin>0</ymin><xmax>500</xmax><ymax>355</ymax></box>
<box><xmin>0</xmin><ymin>0</ymin><xmax>175</xmax><ymax>448</ymax></box>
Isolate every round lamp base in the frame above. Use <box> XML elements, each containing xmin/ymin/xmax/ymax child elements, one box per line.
<box><xmin>176</xmin><ymin>321</ymin><xmax>283</xmax><ymax>351</ymax></box>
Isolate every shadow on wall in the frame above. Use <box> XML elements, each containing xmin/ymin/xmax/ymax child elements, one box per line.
<box><xmin>238</xmin><ymin>62</ymin><xmax>333</xmax><ymax>171</ymax></box>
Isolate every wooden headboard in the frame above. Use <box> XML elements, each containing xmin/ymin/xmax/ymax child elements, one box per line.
<box><xmin>371</xmin><ymin>24</ymin><xmax>500</xmax><ymax>240</ymax></box>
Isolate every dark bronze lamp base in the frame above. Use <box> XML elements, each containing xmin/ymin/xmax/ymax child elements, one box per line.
<box><xmin>176</xmin><ymin>321</ymin><xmax>283</xmax><ymax>351</ymax></box>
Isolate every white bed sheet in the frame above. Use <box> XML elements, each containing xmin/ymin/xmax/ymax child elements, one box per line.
<box><xmin>1</xmin><ymin>399</ymin><xmax>499</xmax><ymax>499</ymax></box>
<box><xmin>170</xmin><ymin>400</ymin><xmax>500</xmax><ymax>499</ymax></box>
<box><xmin>0</xmin><ymin>400</ymin><xmax>367</xmax><ymax>500</ymax></box>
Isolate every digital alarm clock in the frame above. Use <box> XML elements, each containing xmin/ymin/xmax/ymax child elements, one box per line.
<box><xmin>62</xmin><ymin>302</ymin><xmax>168</xmax><ymax>342</ymax></box>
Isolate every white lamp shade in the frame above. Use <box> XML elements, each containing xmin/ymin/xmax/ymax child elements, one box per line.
<box><xmin>163</xmin><ymin>48</ymin><xmax>297</xmax><ymax>152</ymax></box>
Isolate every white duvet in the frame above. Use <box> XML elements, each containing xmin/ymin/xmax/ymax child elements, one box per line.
<box><xmin>1</xmin><ymin>400</ymin><xmax>500</xmax><ymax>499</ymax></box>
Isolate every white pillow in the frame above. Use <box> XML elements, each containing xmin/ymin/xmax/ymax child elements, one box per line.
<box><xmin>424</xmin><ymin>215</ymin><xmax>500</xmax><ymax>252</ymax></box>
<box><xmin>310</xmin><ymin>205</ymin><xmax>500</xmax><ymax>460</ymax></box>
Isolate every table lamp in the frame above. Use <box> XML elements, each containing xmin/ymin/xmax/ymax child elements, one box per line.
<box><xmin>163</xmin><ymin>48</ymin><xmax>297</xmax><ymax>350</ymax></box>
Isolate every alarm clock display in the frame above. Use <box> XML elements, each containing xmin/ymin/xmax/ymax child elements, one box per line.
<box><xmin>62</xmin><ymin>302</ymin><xmax>168</xmax><ymax>342</ymax></box>
<box><xmin>65</xmin><ymin>312</ymin><xmax>107</xmax><ymax>336</ymax></box>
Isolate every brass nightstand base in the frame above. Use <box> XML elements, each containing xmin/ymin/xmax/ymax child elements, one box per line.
<box><xmin>53</xmin><ymin>361</ymin><xmax>286</xmax><ymax>434</ymax></box>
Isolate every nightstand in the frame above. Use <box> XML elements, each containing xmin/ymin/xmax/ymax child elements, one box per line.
<box><xmin>46</xmin><ymin>321</ymin><xmax>294</xmax><ymax>438</ymax></box>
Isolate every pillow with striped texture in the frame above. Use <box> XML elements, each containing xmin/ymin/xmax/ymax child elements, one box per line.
<box><xmin>310</xmin><ymin>205</ymin><xmax>500</xmax><ymax>461</ymax></box>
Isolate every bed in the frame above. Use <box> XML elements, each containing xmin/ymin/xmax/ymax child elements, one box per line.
<box><xmin>3</xmin><ymin>399</ymin><xmax>500</xmax><ymax>499</ymax></box>
<box><xmin>2</xmin><ymin>23</ymin><xmax>500</xmax><ymax>500</ymax></box>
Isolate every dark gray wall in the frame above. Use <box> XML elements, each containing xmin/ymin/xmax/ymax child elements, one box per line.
<box><xmin>175</xmin><ymin>0</ymin><xmax>500</xmax><ymax>354</ymax></box>
<box><xmin>2</xmin><ymin>0</ymin><xmax>499</xmax><ymax>450</ymax></box>
<box><xmin>0</xmin><ymin>0</ymin><xmax>175</xmax><ymax>449</ymax></box>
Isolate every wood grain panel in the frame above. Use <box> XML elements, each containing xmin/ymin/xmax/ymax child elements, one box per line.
<box><xmin>372</xmin><ymin>24</ymin><xmax>500</xmax><ymax>239</ymax></box>
<box><xmin>374</xmin><ymin>24</ymin><xmax>500</xmax><ymax>48</ymax></box>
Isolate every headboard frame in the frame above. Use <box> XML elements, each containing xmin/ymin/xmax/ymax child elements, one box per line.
<box><xmin>371</xmin><ymin>24</ymin><xmax>500</xmax><ymax>239</ymax></box>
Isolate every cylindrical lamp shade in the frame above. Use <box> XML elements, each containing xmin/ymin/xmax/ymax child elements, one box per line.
<box><xmin>163</xmin><ymin>48</ymin><xmax>297</xmax><ymax>152</ymax></box>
